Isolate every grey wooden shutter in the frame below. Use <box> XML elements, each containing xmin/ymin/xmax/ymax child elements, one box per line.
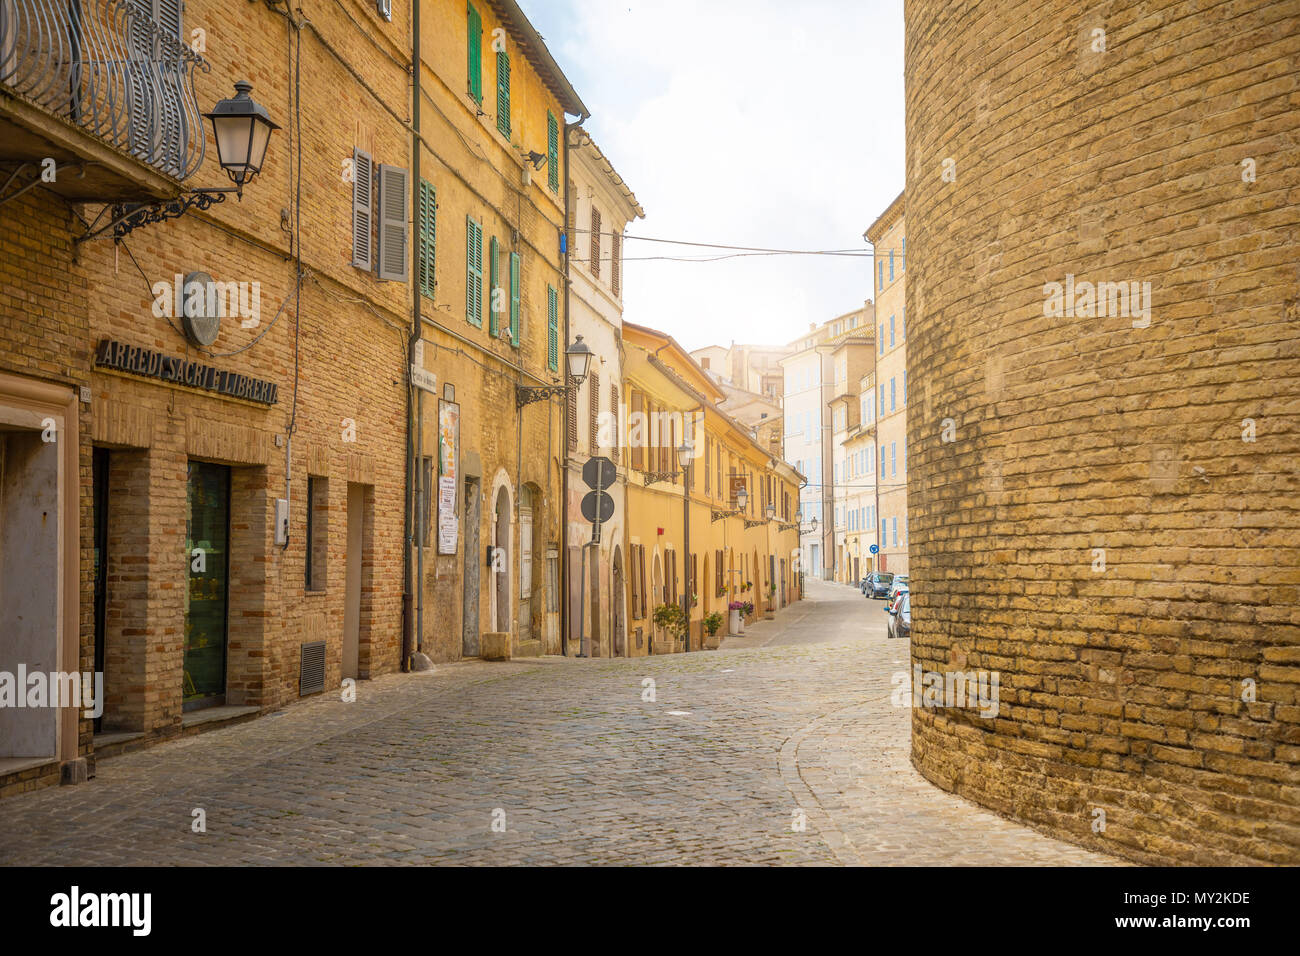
<box><xmin>376</xmin><ymin>164</ymin><xmax>409</xmax><ymax>281</ymax></box>
<box><xmin>351</xmin><ymin>148</ymin><xmax>374</xmax><ymax>270</ymax></box>
<box><xmin>154</xmin><ymin>0</ymin><xmax>185</xmax><ymax>176</ymax></box>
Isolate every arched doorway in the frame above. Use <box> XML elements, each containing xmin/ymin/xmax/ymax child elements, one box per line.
<box><xmin>519</xmin><ymin>485</ymin><xmax>541</xmax><ymax>643</ymax></box>
<box><xmin>612</xmin><ymin>546</ymin><xmax>625</xmax><ymax>657</ymax></box>
<box><xmin>494</xmin><ymin>485</ymin><xmax>510</xmax><ymax>633</ymax></box>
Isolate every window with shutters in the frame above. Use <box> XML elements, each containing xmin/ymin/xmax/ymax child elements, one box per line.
<box><xmin>488</xmin><ymin>236</ymin><xmax>500</xmax><ymax>336</ymax></box>
<box><xmin>351</xmin><ymin>148</ymin><xmax>373</xmax><ymax>270</ymax></box>
<box><xmin>567</xmin><ymin>180</ymin><xmax>576</xmax><ymax>239</ymax></box>
<box><xmin>417</xmin><ymin>179</ymin><xmax>437</xmax><ymax>298</ymax></box>
<box><xmin>467</xmin><ymin>3</ymin><xmax>483</xmax><ymax>103</ymax></box>
<box><xmin>611</xmin><ymin>232</ymin><xmax>622</xmax><ymax>298</ymax></box>
<box><xmin>546</xmin><ymin>285</ymin><xmax>559</xmax><ymax>371</ymax></box>
<box><xmin>630</xmin><ymin>390</ymin><xmax>643</xmax><ymax>470</ymax></box>
<box><xmin>589</xmin><ymin>207</ymin><xmax>601</xmax><ymax>278</ymax></box>
<box><xmin>547</xmin><ymin>112</ymin><xmax>560</xmax><ymax>192</ymax></box>
<box><xmin>509</xmin><ymin>252</ymin><xmax>520</xmax><ymax>347</ymax></box>
<box><xmin>496</xmin><ymin>51</ymin><xmax>511</xmax><ymax>137</ymax></box>
<box><xmin>588</xmin><ymin>370</ymin><xmax>600</xmax><ymax>453</ymax></box>
<box><xmin>465</xmin><ymin>216</ymin><xmax>483</xmax><ymax>327</ymax></box>
<box><xmin>630</xmin><ymin>545</ymin><xmax>641</xmax><ymax>619</ymax></box>
<box><xmin>704</xmin><ymin>437</ymin><xmax>711</xmax><ymax>496</ymax></box>
<box><xmin>637</xmin><ymin>546</ymin><xmax>647</xmax><ymax>618</ymax></box>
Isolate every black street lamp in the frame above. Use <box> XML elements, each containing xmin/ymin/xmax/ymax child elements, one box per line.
<box><xmin>205</xmin><ymin>81</ymin><xmax>281</xmax><ymax>194</ymax></box>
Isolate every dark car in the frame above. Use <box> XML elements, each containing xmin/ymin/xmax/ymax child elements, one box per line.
<box><xmin>886</xmin><ymin>591</ymin><xmax>911</xmax><ymax>639</ymax></box>
<box><xmin>863</xmin><ymin>571</ymin><xmax>894</xmax><ymax>599</ymax></box>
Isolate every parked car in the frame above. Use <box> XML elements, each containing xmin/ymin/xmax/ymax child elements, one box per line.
<box><xmin>886</xmin><ymin>591</ymin><xmax>911</xmax><ymax>639</ymax></box>
<box><xmin>887</xmin><ymin>575</ymin><xmax>910</xmax><ymax>601</ymax></box>
<box><xmin>863</xmin><ymin>572</ymin><xmax>894</xmax><ymax>599</ymax></box>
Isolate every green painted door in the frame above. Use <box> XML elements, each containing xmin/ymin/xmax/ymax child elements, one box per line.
<box><xmin>184</xmin><ymin>461</ymin><xmax>230</xmax><ymax>710</ymax></box>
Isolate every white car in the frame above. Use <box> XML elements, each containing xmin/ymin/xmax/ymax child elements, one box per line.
<box><xmin>887</xmin><ymin>576</ymin><xmax>909</xmax><ymax>601</ymax></box>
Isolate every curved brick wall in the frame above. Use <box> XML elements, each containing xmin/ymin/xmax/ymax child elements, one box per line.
<box><xmin>904</xmin><ymin>0</ymin><xmax>1300</xmax><ymax>864</ymax></box>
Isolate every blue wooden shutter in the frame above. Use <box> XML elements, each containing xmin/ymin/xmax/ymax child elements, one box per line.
<box><xmin>496</xmin><ymin>51</ymin><xmax>511</xmax><ymax>136</ymax></box>
<box><xmin>547</xmin><ymin>285</ymin><xmax>558</xmax><ymax>371</ymax></box>
<box><xmin>509</xmin><ymin>252</ymin><xmax>520</xmax><ymax>347</ymax></box>
<box><xmin>488</xmin><ymin>235</ymin><xmax>499</xmax><ymax>336</ymax></box>
<box><xmin>467</xmin><ymin>4</ymin><xmax>483</xmax><ymax>103</ymax></box>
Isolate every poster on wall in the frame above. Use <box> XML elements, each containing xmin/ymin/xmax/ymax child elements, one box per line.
<box><xmin>437</xmin><ymin>399</ymin><xmax>460</xmax><ymax>555</ymax></box>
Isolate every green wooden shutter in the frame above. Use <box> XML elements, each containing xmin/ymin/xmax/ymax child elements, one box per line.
<box><xmin>488</xmin><ymin>236</ymin><xmax>499</xmax><ymax>336</ymax></box>
<box><xmin>547</xmin><ymin>111</ymin><xmax>559</xmax><ymax>192</ymax></box>
<box><xmin>467</xmin><ymin>3</ymin><xmax>482</xmax><ymax>103</ymax></box>
<box><xmin>547</xmin><ymin>285</ymin><xmax>558</xmax><ymax>371</ymax></box>
<box><xmin>496</xmin><ymin>51</ymin><xmax>511</xmax><ymax>137</ymax></box>
<box><xmin>418</xmin><ymin>179</ymin><xmax>436</xmax><ymax>299</ymax></box>
<box><xmin>466</xmin><ymin>216</ymin><xmax>482</xmax><ymax>327</ymax></box>
<box><xmin>509</xmin><ymin>252</ymin><xmax>520</xmax><ymax>347</ymax></box>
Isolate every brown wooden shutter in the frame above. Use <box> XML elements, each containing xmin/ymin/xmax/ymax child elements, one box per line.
<box><xmin>631</xmin><ymin>390</ymin><xmax>643</xmax><ymax>470</ymax></box>
<box><xmin>669</xmin><ymin>417</ymin><xmax>677</xmax><ymax>484</ymax></box>
<box><xmin>634</xmin><ymin>546</ymin><xmax>644</xmax><ymax>621</ymax></box>
<box><xmin>588</xmin><ymin>370</ymin><xmax>600</xmax><ymax>452</ymax></box>
<box><xmin>704</xmin><ymin>437</ymin><xmax>710</xmax><ymax>495</ymax></box>
<box><xmin>611</xmin><ymin>383</ymin><xmax>620</xmax><ymax>464</ymax></box>
<box><xmin>590</xmin><ymin>206</ymin><xmax>601</xmax><ymax>278</ymax></box>
<box><xmin>567</xmin><ymin>180</ymin><xmax>575</xmax><ymax>238</ymax></box>
<box><xmin>566</xmin><ymin>382</ymin><xmax>578</xmax><ymax>452</ymax></box>
<box><xmin>630</xmin><ymin>545</ymin><xmax>640</xmax><ymax>619</ymax></box>
<box><xmin>611</xmin><ymin>231</ymin><xmax>622</xmax><ymax>297</ymax></box>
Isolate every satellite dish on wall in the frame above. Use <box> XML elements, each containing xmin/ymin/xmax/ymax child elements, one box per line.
<box><xmin>181</xmin><ymin>271</ymin><xmax>220</xmax><ymax>347</ymax></box>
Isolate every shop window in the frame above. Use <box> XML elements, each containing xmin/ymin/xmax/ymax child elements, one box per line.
<box><xmin>306</xmin><ymin>476</ymin><xmax>328</xmax><ymax>591</ymax></box>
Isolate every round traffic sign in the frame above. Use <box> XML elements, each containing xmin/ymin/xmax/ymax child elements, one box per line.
<box><xmin>581</xmin><ymin>489</ymin><xmax>615</xmax><ymax>523</ymax></box>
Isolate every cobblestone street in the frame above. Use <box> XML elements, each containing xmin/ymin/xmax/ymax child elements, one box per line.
<box><xmin>0</xmin><ymin>580</ymin><xmax>1115</xmax><ymax>866</ymax></box>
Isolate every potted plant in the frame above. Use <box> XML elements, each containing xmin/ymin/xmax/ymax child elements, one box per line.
<box><xmin>741</xmin><ymin>600</ymin><xmax>755</xmax><ymax>621</ymax></box>
<box><xmin>652</xmin><ymin>603</ymin><xmax>686</xmax><ymax>652</ymax></box>
<box><xmin>728</xmin><ymin>600</ymin><xmax>746</xmax><ymax>634</ymax></box>
<box><xmin>716</xmin><ymin>585</ymin><xmax>728</xmax><ymax>599</ymax></box>
<box><xmin>703</xmin><ymin>611</ymin><xmax>724</xmax><ymax>649</ymax></box>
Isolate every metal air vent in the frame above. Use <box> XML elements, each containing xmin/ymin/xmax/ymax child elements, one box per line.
<box><xmin>299</xmin><ymin>641</ymin><xmax>326</xmax><ymax>696</ymax></box>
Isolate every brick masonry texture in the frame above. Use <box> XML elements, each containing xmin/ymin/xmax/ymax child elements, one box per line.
<box><xmin>904</xmin><ymin>0</ymin><xmax>1300</xmax><ymax>863</ymax></box>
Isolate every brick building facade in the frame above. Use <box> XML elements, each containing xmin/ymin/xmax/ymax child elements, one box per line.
<box><xmin>905</xmin><ymin>0</ymin><xmax>1300</xmax><ymax>864</ymax></box>
<box><xmin>0</xmin><ymin>0</ymin><xmax>583</xmax><ymax>796</ymax></box>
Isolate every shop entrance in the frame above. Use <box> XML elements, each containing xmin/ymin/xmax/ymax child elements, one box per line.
<box><xmin>184</xmin><ymin>461</ymin><xmax>230</xmax><ymax>711</ymax></box>
<box><xmin>92</xmin><ymin>448</ymin><xmax>109</xmax><ymax>732</ymax></box>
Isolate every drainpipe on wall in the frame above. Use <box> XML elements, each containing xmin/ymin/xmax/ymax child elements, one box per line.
<box><xmin>559</xmin><ymin>110</ymin><xmax>590</xmax><ymax>656</ymax></box>
<box><xmin>402</xmin><ymin>0</ymin><xmax>423</xmax><ymax>671</ymax></box>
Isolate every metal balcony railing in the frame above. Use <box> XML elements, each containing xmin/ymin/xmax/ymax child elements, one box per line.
<box><xmin>0</xmin><ymin>0</ymin><xmax>208</xmax><ymax>181</ymax></box>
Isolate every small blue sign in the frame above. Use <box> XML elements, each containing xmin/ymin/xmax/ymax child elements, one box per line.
<box><xmin>869</xmin><ymin>544</ymin><xmax>879</xmax><ymax>555</ymax></box>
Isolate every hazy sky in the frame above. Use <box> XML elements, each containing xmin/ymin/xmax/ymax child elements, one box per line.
<box><xmin>520</xmin><ymin>0</ymin><xmax>906</xmax><ymax>352</ymax></box>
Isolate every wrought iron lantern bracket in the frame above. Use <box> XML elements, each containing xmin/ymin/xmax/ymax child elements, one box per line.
<box><xmin>515</xmin><ymin>383</ymin><xmax>570</xmax><ymax>408</ymax></box>
<box><xmin>77</xmin><ymin>187</ymin><xmax>239</xmax><ymax>243</ymax></box>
